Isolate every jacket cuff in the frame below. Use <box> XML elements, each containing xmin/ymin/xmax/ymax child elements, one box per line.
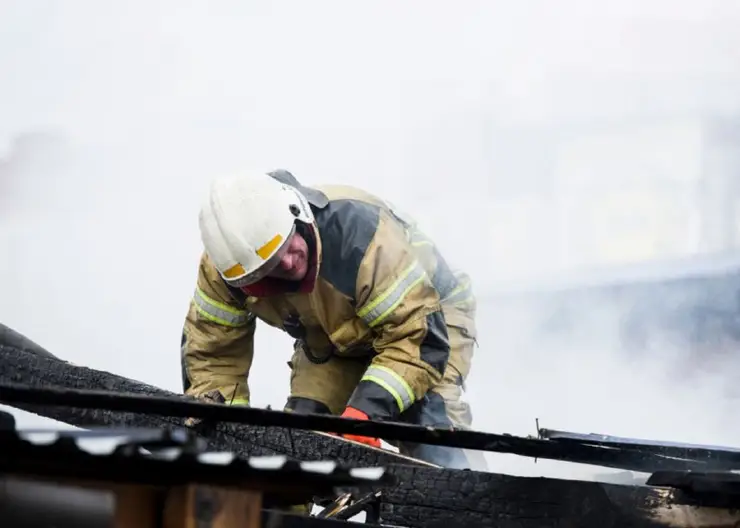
<box><xmin>354</xmin><ymin>364</ymin><xmax>417</xmax><ymax>418</ymax></box>
<box><xmin>347</xmin><ymin>380</ymin><xmax>398</xmax><ymax>420</ymax></box>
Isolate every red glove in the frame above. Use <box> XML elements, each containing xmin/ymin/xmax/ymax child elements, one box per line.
<box><xmin>339</xmin><ymin>407</ymin><xmax>381</xmax><ymax>448</ymax></box>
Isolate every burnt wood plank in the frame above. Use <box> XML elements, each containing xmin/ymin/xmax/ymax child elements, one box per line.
<box><xmin>380</xmin><ymin>465</ymin><xmax>740</xmax><ymax>528</ymax></box>
<box><xmin>0</xmin><ymin>322</ymin><xmax>423</xmax><ymax>469</ymax></box>
<box><xmin>2</xmin><ymin>324</ymin><xmax>729</xmax><ymax>475</ymax></box>
<box><xmin>4</xmin><ymin>322</ymin><xmax>740</xmax><ymax>528</ymax></box>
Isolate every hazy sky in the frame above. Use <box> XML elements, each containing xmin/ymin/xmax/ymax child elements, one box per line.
<box><xmin>3</xmin><ymin>0</ymin><xmax>740</xmax><ymax>480</ymax></box>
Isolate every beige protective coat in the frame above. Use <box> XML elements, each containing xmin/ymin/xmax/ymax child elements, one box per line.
<box><xmin>181</xmin><ymin>182</ymin><xmax>480</xmax><ymax>465</ymax></box>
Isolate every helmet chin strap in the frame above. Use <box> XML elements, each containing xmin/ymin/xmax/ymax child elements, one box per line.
<box><xmin>239</xmin><ymin>221</ymin><xmax>319</xmax><ymax>297</ymax></box>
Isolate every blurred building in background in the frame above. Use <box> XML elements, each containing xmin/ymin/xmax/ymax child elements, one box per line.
<box><xmin>551</xmin><ymin>114</ymin><xmax>740</xmax><ymax>268</ymax></box>
<box><xmin>471</xmin><ymin>70</ymin><xmax>740</xmax><ymax>385</ymax></box>
<box><xmin>483</xmin><ymin>73</ymin><xmax>740</xmax><ymax>278</ymax></box>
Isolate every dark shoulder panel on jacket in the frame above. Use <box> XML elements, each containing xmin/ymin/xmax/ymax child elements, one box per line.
<box><xmin>314</xmin><ymin>198</ymin><xmax>380</xmax><ymax>300</ymax></box>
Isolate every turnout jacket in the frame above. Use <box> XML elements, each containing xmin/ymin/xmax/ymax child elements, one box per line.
<box><xmin>181</xmin><ymin>179</ymin><xmax>477</xmax><ymax>420</ymax></box>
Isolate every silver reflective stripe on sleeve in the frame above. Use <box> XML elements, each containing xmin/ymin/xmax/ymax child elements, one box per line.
<box><xmin>193</xmin><ymin>287</ymin><xmax>253</xmax><ymax>327</ymax></box>
<box><xmin>361</xmin><ymin>365</ymin><xmax>415</xmax><ymax>412</ymax></box>
<box><xmin>442</xmin><ymin>282</ymin><xmax>473</xmax><ymax>305</ymax></box>
<box><xmin>357</xmin><ymin>261</ymin><xmax>427</xmax><ymax>328</ymax></box>
<box><xmin>441</xmin><ymin>269</ymin><xmax>475</xmax><ymax>306</ymax></box>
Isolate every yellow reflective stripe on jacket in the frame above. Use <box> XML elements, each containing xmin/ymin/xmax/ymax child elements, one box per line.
<box><xmin>230</xmin><ymin>397</ymin><xmax>250</xmax><ymax>406</ymax></box>
<box><xmin>193</xmin><ymin>287</ymin><xmax>252</xmax><ymax>328</ymax></box>
<box><xmin>361</xmin><ymin>365</ymin><xmax>415</xmax><ymax>412</ymax></box>
<box><xmin>357</xmin><ymin>262</ymin><xmax>427</xmax><ymax>328</ymax></box>
<box><xmin>409</xmin><ymin>227</ymin><xmax>433</xmax><ymax>248</ymax></box>
<box><xmin>442</xmin><ymin>281</ymin><xmax>473</xmax><ymax>305</ymax></box>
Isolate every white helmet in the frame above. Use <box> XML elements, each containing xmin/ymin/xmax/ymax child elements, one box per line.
<box><xmin>198</xmin><ymin>169</ymin><xmax>315</xmax><ymax>288</ymax></box>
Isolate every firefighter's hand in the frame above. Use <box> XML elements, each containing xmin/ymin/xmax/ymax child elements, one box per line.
<box><xmin>338</xmin><ymin>407</ymin><xmax>382</xmax><ymax>448</ymax></box>
<box><xmin>183</xmin><ymin>389</ymin><xmax>227</xmax><ymax>429</ymax></box>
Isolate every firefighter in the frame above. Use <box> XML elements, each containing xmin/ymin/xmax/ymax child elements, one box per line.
<box><xmin>180</xmin><ymin>169</ymin><xmax>486</xmax><ymax>470</ymax></box>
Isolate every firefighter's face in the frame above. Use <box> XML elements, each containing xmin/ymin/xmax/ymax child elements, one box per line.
<box><xmin>267</xmin><ymin>231</ymin><xmax>309</xmax><ymax>281</ymax></box>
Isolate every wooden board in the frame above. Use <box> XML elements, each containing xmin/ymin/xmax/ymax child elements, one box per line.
<box><xmin>163</xmin><ymin>485</ymin><xmax>262</xmax><ymax>528</ymax></box>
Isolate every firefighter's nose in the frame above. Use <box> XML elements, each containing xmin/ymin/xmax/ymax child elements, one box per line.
<box><xmin>278</xmin><ymin>252</ymin><xmax>293</xmax><ymax>270</ymax></box>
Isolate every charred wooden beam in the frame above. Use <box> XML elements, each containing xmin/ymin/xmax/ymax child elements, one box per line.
<box><xmin>4</xmin><ymin>359</ymin><xmax>737</xmax><ymax>472</ymax></box>
<box><xmin>379</xmin><ymin>466</ymin><xmax>740</xmax><ymax>528</ymax></box>
<box><xmin>3</xmin><ymin>323</ymin><xmax>740</xmax><ymax>527</ymax></box>
<box><xmin>0</xmin><ymin>425</ymin><xmax>394</xmax><ymax>509</ymax></box>
<box><xmin>8</xmin><ymin>322</ymin><xmax>740</xmax><ymax>475</ymax></box>
<box><xmin>0</xmin><ymin>323</ymin><xmax>419</xmax><ymax>469</ymax></box>
<box><xmin>539</xmin><ymin>428</ymin><xmax>740</xmax><ymax>469</ymax></box>
<box><xmin>6</xmin><ymin>381</ymin><xmax>732</xmax><ymax>475</ymax></box>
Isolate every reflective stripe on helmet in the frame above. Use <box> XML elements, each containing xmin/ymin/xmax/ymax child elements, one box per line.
<box><xmin>221</xmin><ymin>224</ymin><xmax>296</xmax><ymax>288</ymax></box>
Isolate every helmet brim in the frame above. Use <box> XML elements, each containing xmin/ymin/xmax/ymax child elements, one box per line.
<box><xmin>220</xmin><ymin>223</ymin><xmax>296</xmax><ymax>288</ymax></box>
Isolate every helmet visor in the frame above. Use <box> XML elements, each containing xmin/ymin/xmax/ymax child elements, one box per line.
<box><xmin>222</xmin><ymin>223</ymin><xmax>296</xmax><ymax>287</ymax></box>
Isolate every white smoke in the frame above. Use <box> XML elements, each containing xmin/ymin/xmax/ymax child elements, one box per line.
<box><xmin>2</xmin><ymin>0</ymin><xmax>740</xmax><ymax>483</ymax></box>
